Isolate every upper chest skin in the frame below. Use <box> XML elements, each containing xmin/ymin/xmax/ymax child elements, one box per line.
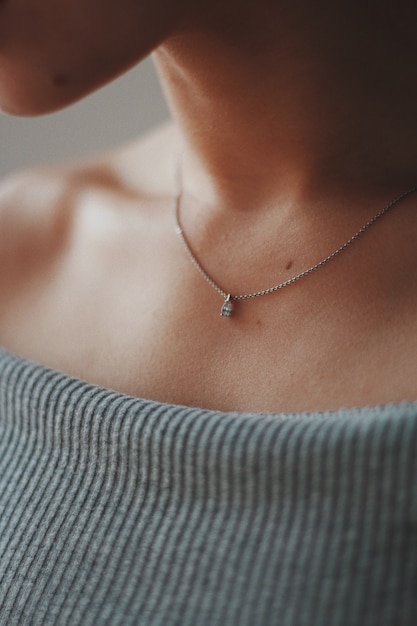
<box><xmin>1</xmin><ymin>179</ymin><xmax>417</xmax><ymax>414</ymax></box>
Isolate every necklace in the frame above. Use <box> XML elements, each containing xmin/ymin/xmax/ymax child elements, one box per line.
<box><xmin>174</xmin><ymin>185</ymin><xmax>417</xmax><ymax>317</ymax></box>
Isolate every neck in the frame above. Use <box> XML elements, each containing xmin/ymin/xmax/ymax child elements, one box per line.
<box><xmin>154</xmin><ymin>0</ymin><xmax>417</xmax><ymax>212</ymax></box>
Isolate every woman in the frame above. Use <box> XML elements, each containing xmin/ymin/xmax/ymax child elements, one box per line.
<box><xmin>0</xmin><ymin>0</ymin><xmax>416</xmax><ymax>624</ymax></box>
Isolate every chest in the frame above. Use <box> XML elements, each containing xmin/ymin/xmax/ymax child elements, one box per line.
<box><xmin>1</xmin><ymin>267</ymin><xmax>416</xmax><ymax>413</ymax></box>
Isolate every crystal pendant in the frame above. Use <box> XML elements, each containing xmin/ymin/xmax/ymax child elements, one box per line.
<box><xmin>220</xmin><ymin>295</ymin><xmax>233</xmax><ymax>317</ymax></box>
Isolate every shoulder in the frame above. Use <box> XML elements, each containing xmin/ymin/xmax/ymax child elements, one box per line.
<box><xmin>0</xmin><ymin>164</ymin><xmax>86</xmax><ymax>277</ymax></box>
<box><xmin>0</xmin><ymin>122</ymin><xmax>178</xmax><ymax>292</ymax></box>
<box><xmin>0</xmin><ymin>167</ymin><xmax>70</xmax><ymax>280</ymax></box>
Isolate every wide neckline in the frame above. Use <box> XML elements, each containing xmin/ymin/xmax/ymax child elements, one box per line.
<box><xmin>0</xmin><ymin>344</ymin><xmax>416</xmax><ymax>421</ymax></box>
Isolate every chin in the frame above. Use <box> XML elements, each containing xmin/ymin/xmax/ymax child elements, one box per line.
<box><xmin>0</xmin><ymin>98</ymin><xmax>65</xmax><ymax>118</ymax></box>
<box><xmin>0</xmin><ymin>52</ymin><xmax>124</xmax><ymax>117</ymax></box>
<box><xmin>0</xmin><ymin>79</ymin><xmax>99</xmax><ymax>118</ymax></box>
<box><xmin>0</xmin><ymin>93</ymin><xmax>86</xmax><ymax>118</ymax></box>
<box><xmin>0</xmin><ymin>56</ymin><xmax>142</xmax><ymax>117</ymax></box>
<box><xmin>0</xmin><ymin>67</ymin><xmax>81</xmax><ymax>117</ymax></box>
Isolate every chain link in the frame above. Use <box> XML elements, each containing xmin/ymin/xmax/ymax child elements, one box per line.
<box><xmin>175</xmin><ymin>186</ymin><xmax>417</xmax><ymax>304</ymax></box>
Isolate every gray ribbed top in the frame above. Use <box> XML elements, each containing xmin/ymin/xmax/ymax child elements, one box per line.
<box><xmin>0</xmin><ymin>347</ymin><xmax>416</xmax><ymax>626</ymax></box>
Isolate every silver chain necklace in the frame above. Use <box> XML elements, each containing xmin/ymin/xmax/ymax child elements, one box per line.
<box><xmin>174</xmin><ymin>185</ymin><xmax>417</xmax><ymax>317</ymax></box>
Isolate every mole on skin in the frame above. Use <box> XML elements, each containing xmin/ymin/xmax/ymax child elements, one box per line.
<box><xmin>285</xmin><ymin>260</ymin><xmax>293</xmax><ymax>270</ymax></box>
<box><xmin>52</xmin><ymin>74</ymin><xmax>70</xmax><ymax>86</ymax></box>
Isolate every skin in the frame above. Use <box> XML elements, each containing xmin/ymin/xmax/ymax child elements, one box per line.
<box><xmin>0</xmin><ymin>0</ymin><xmax>197</xmax><ymax>115</ymax></box>
<box><xmin>0</xmin><ymin>0</ymin><xmax>417</xmax><ymax>412</ymax></box>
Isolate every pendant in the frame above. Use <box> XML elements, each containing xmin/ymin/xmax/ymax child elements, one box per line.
<box><xmin>220</xmin><ymin>294</ymin><xmax>233</xmax><ymax>317</ymax></box>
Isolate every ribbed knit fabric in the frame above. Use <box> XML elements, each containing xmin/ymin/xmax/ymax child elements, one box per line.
<box><xmin>0</xmin><ymin>347</ymin><xmax>416</xmax><ymax>626</ymax></box>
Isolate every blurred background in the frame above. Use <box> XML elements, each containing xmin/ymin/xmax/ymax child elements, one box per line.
<box><xmin>0</xmin><ymin>57</ymin><xmax>170</xmax><ymax>179</ymax></box>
